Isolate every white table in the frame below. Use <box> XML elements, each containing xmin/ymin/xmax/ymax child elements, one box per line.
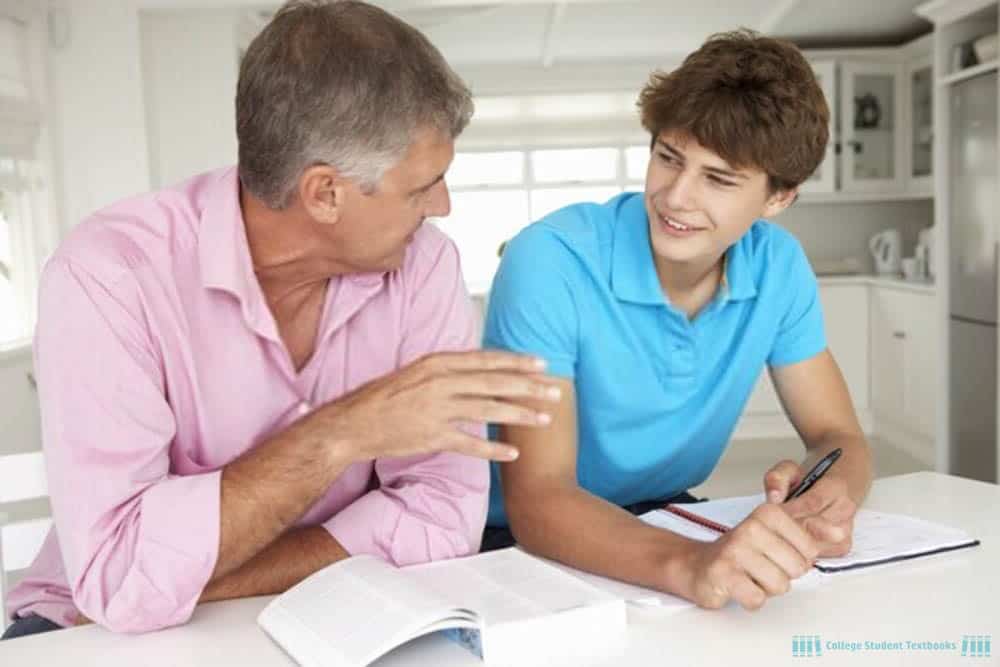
<box><xmin>2</xmin><ymin>472</ymin><xmax>997</xmax><ymax>666</ymax></box>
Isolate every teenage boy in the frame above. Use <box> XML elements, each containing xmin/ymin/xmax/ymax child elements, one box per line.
<box><xmin>481</xmin><ymin>29</ymin><xmax>874</xmax><ymax>612</ymax></box>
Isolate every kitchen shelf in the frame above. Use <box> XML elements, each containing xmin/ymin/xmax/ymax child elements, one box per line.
<box><xmin>938</xmin><ymin>59</ymin><xmax>999</xmax><ymax>86</ymax></box>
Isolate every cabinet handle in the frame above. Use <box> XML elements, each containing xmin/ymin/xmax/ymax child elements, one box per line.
<box><xmin>26</xmin><ymin>371</ymin><xmax>36</xmax><ymax>389</ymax></box>
<box><xmin>846</xmin><ymin>140</ymin><xmax>863</xmax><ymax>155</ymax></box>
<box><xmin>893</xmin><ymin>331</ymin><xmax>906</xmax><ymax>339</ymax></box>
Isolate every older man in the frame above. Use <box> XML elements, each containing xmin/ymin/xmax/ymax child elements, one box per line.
<box><xmin>2</xmin><ymin>0</ymin><xmax>559</xmax><ymax>639</ymax></box>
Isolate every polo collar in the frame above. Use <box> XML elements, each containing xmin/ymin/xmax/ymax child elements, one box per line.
<box><xmin>610</xmin><ymin>193</ymin><xmax>758</xmax><ymax>304</ymax></box>
<box><xmin>721</xmin><ymin>227</ymin><xmax>758</xmax><ymax>301</ymax></box>
<box><xmin>610</xmin><ymin>194</ymin><xmax>668</xmax><ymax>305</ymax></box>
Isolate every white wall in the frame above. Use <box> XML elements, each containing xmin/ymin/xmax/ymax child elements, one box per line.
<box><xmin>780</xmin><ymin>199</ymin><xmax>934</xmax><ymax>273</ymax></box>
<box><xmin>140</xmin><ymin>9</ymin><xmax>240</xmax><ymax>189</ymax></box>
<box><xmin>47</xmin><ymin>0</ymin><xmax>151</xmax><ymax>231</ymax></box>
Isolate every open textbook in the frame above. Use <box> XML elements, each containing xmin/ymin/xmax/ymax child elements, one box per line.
<box><xmin>646</xmin><ymin>493</ymin><xmax>981</xmax><ymax>573</ymax></box>
<box><xmin>258</xmin><ymin>547</ymin><xmax>626</xmax><ymax>667</ymax></box>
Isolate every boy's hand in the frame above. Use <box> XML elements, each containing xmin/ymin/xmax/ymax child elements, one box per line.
<box><xmin>764</xmin><ymin>459</ymin><xmax>857</xmax><ymax>557</ymax></box>
<box><xmin>673</xmin><ymin>503</ymin><xmax>819</xmax><ymax>611</ymax></box>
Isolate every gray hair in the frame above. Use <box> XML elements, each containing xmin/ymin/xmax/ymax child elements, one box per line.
<box><xmin>236</xmin><ymin>0</ymin><xmax>474</xmax><ymax>209</ymax></box>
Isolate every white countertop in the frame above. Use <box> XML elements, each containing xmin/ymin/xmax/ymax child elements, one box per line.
<box><xmin>470</xmin><ymin>275</ymin><xmax>938</xmax><ymax>300</ymax></box>
<box><xmin>818</xmin><ymin>274</ymin><xmax>936</xmax><ymax>295</ymax></box>
<box><xmin>1</xmin><ymin>472</ymin><xmax>994</xmax><ymax>667</ymax></box>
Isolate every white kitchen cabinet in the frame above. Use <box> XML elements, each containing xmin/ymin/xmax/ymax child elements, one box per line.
<box><xmin>801</xmin><ymin>34</ymin><xmax>933</xmax><ymax>198</ymax></box>
<box><xmin>821</xmin><ymin>284</ymin><xmax>871</xmax><ymax>408</ymax></box>
<box><xmin>744</xmin><ymin>284</ymin><xmax>870</xmax><ymax>417</ymax></box>
<box><xmin>800</xmin><ymin>61</ymin><xmax>838</xmax><ymax>194</ymax></box>
<box><xmin>869</xmin><ymin>286</ymin><xmax>938</xmax><ymax>442</ymax></box>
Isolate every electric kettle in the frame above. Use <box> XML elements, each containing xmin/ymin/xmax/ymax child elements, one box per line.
<box><xmin>869</xmin><ymin>229</ymin><xmax>902</xmax><ymax>275</ymax></box>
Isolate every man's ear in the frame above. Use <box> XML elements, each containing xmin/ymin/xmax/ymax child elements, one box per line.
<box><xmin>299</xmin><ymin>164</ymin><xmax>347</xmax><ymax>225</ymax></box>
<box><xmin>762</xmin><ymin>186</ymin><xmax>798</xmax><ymax>218</ymax></box>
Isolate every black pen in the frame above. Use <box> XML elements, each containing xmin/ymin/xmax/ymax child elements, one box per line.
<box><xmin>784</xmin><ymin>447</ymin><xmax>843</xmax><ymax>502</ymax></box>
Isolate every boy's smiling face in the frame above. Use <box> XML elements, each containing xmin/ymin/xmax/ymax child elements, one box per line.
<box><xmin>644</xmin><ymin>129</ymin><xmax>797</xmax><ymax>269</ymax></box>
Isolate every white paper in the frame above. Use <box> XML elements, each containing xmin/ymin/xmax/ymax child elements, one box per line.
<box><xmin>641</xmin><ymin>493</ymin><xmax>978</xmax><ymax>573</ymax></box>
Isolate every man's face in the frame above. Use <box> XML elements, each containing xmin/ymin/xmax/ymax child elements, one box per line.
<box><xmin>332</xmin><ymin>127</ymin><xmax>454</xmax><ymax>272</ymax></box>
<box><xmin>643</xmin><ymin>129</ymin><xmax>794</xmax><ymax>267</ymax></box>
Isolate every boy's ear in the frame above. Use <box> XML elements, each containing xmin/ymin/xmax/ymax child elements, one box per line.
<box><xmin>762</xmin><ymin>187</ymin><xmax>798</xmax><ymax>218</ymax></box>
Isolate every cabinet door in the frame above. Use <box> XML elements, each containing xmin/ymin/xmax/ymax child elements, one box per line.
<box><xmin>840</xmin><ymin>62</ymin><xmax>906</xmax><ymax>192</ymax></box>
<box><xmin>820</xmin><ymin>285</ymin><xmax>869</xmax><ymax>410</ymax></box>
<box><xmin>906</xmin><ymin>55</ymin><xmax>934</xmax><ymax>194</ymax></box>
<box><xmin>902</xmin><ymin>291</ymin><xmax>938</xmax><ymax>438</ymax></box>
<box><xmin>869</xmin><ymin>287</ymin><xmax>907</xmax><ymax>421</ymax></box>
<box><xmin>800</xmin><ymin>61</ymin><xmax>837</xmax><ymax>194</ymax></box>
<box><xmin>744</xmin><ymin>284</ymin><xmax>870</xmax><ymax>416</ymax></box>
<box><xmin>744</xmin><ymin>369</ymin><xmax>781</xmax><ymax>415</ymax></box>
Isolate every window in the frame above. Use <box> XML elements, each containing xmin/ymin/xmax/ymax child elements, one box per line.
<box><xmin>0</xmin><ymin>11</ymin><xmax>55</xmax><ymax>347</ymax></box>
<box><xmin>437</xmin><ymin>144</ymin><xmax>649</xmax><ymax>293</ymax></box>
<box><xmin>0</xmin><ymin>158</ymin><xmax>56</xmax><ymax>346</ymax></box>
<box><xmin>0</xmin><ymin>186</ymin><xmax>26</xmax><ymax>343</ymax></box>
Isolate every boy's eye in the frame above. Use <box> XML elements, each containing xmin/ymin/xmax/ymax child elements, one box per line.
<box><xmin>709</xmin><ymin>175</ymin><xmax>737</xmax><ymax>187</ymax></box>
<box><xmin>657</xmin><ymin>151</ymin><xmax>679</xmax><ymax>165</ymax></box>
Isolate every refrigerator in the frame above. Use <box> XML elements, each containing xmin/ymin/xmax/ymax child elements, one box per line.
<box><xmin>949</xmin><ymin>71</ymin><xmax>998</xmax><ymax>483</ymax></box>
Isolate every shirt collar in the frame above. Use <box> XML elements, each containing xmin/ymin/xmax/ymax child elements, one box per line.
<box><xmin>197</xmin><ymin>167</ymin><xmax>389</xmax><ymax>341</ymax></box>
<box><xmin>610</xmin><ymin>193</ymin><xmax>758</xmax><ymax>304</ymax></box>
<box><xmin>722</xmin><ymin>228</ymin><xmax>758</xmax><ymax>301</ymax></box>
<box><xmin>610</xmin><ymin>194</ymin><xmax>668</xmax><ymax>305</ymax></box>
<box><xmin>198</xmin><ymin>169</ymin><xmax>253</xmax><ymax>291</ymax></box>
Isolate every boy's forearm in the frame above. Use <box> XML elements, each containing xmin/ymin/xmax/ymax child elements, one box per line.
<box><xmin>507</xmin><ymin>485</ymin><xmax>701</xmax><ymax>596</ymax></box>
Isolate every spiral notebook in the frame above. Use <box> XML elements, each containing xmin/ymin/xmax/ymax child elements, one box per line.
<box><xmin>644</xmin><ymin>493</ymin><xmax>980</xmax><ymax>573</ymax></box>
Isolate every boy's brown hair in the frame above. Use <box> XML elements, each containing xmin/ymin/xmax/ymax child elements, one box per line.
<box><xmin>638</xmin><ymin>28</ymin><xmax>828</xmax><ymax>193</ymax></box>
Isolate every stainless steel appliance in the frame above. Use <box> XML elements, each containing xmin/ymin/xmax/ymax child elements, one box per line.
<box><xmin>949</xmin><ymin>71</ymin><xmax>998</xmax><ymax>483</ymax></box>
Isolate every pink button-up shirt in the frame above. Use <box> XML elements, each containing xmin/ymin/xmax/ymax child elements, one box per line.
<box><xmin>6</xmin><ymin>167</ymin><xmax>488</xmax><ymax>633</ymax></box>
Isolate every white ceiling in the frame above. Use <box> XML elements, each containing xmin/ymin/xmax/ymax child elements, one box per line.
<box><xmin>140</xmin><ymin>0</ymin><xmax>934</xmax><ymax>66</ymax></box>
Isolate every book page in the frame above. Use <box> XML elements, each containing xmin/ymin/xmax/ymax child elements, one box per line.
<box><xmin>259</xmin><ymin>555</ymin><xmax>472</xmax><ymax>667</ymax></box>
<box><xmin>405</xmin><ymin>547</ymin><xmax>619</xmax><ymax>626</ymax></box>
<box><xmin>539</xmin><ymin>557</ymin><xmax>697</xmax><ymax>611</ymax></box>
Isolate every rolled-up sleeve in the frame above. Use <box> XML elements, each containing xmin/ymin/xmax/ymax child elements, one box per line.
<box><xmin>35</xmin><ymin>257</ymin><xmax>220</xmax><ymax>633</ymax></box>
<box><xmin>324</xmin><ymin>235</ymin><xmax>489</xmax><ymax>565</ymax></box>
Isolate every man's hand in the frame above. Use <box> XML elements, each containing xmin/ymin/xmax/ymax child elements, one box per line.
<box><xmin>764</xmin><ymin>460</ymin><xmax>857</xmax><ymax>557</ymax></box>
<box><xmin>673</xmin><ymin>503</ymin><xmax>819</xmax><ymax>611</ymax></box>
<box><xmin>298</xmin><ymin>350</ymin><xmax>562</xmax><ymax>467</ymax></box>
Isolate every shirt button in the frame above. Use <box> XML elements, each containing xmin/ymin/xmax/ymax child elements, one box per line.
<box><xmin>297</xmin><ymin>401</ymin><xmax>312</xmax><ymax>416</ymax></box>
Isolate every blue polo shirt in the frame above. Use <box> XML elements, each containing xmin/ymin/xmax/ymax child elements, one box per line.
<box><xmin>483</xmin><ymin>192</ymin><xmax>826</xmax><ymax>526</ymax></box>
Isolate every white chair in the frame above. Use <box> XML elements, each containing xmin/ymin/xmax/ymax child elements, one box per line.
<box><xmin>0</xmin><ymin>450</ymin><xmax>51</xmax><ymax>632</ymax></box>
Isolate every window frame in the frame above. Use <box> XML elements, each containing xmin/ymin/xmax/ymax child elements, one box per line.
<box><xmin>444</xmin><ymin>142</ymin><xmax>649</xmax><ymax>295</ymax></box>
